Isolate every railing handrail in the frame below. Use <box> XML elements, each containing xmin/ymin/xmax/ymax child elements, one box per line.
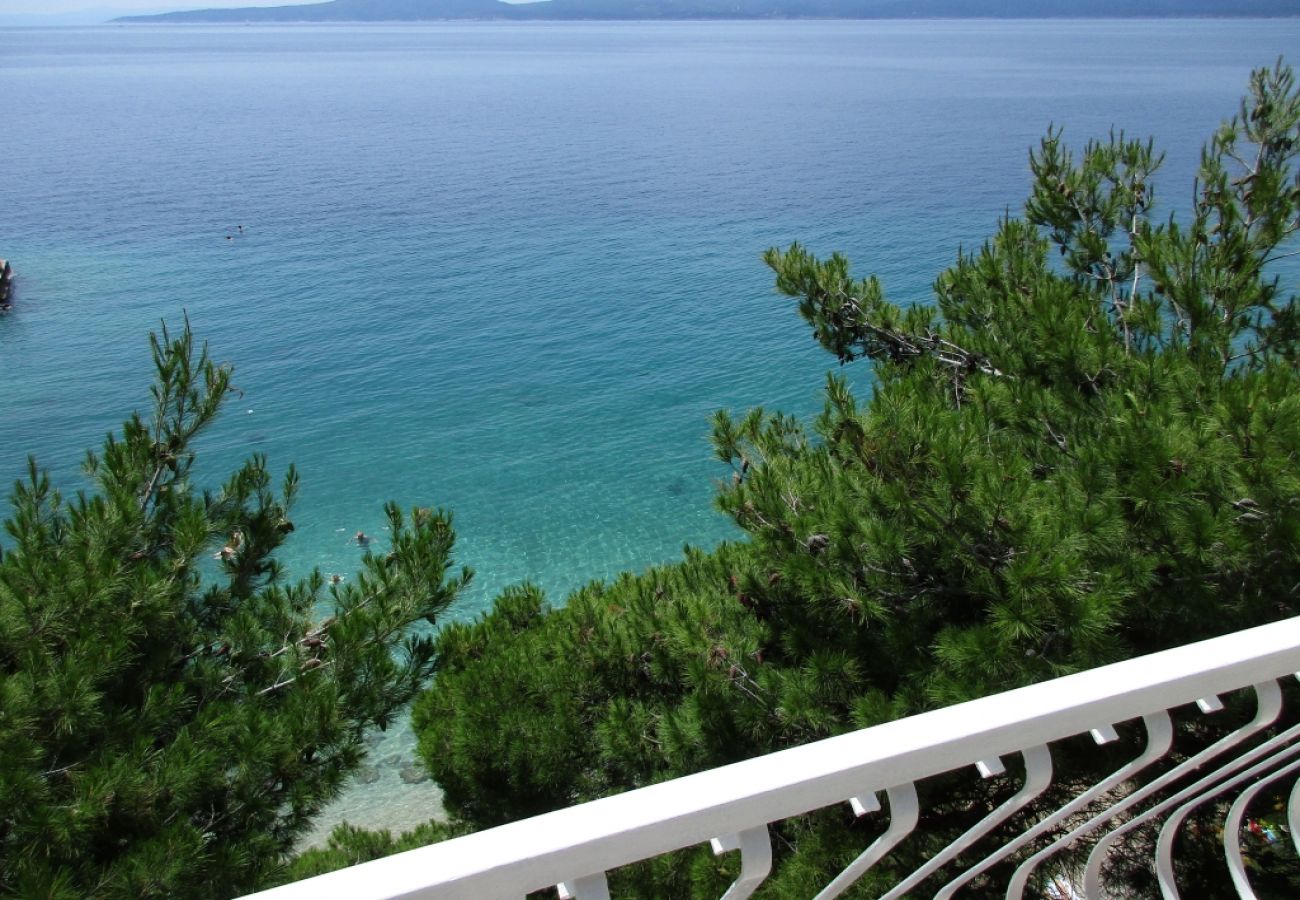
<box><xmin>246</xmin><ymin>617</ymin><xmax>1300</xmax><ymax>900</ymax></box>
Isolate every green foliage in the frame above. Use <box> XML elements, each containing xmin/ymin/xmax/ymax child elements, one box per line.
<box><xmin>0</xmin><ymin>323</ymin><xmax>468</xmax><ymax>898</ymax></box>
<box><xmin>406</xmin><ymin>62</ymin><xmax>1300</xmax><ymax>895</ymax></box>
<box><xmin>279</xmin><ymin>819</ymin><xmax>473</xmax><ymax>886</ymax></box>
<box><xmin>736</xmin><ymin>60</ymin><xmax>1300</xmax><ymax>709</ymax></box>
<box><xmin>413</xmin><ymin>543</ymin><xmax>777</xmax><ymax>827</ymax></box>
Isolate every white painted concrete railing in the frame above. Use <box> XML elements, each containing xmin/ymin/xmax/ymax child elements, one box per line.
<box><xmin>246</xmin><ymin>617</ymin><xmax>1300</xmax><ymax>900</ymax></box>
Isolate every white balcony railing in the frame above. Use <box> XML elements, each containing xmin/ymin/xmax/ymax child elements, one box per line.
<box><xmin>246</xmin><ymin>617</ymin><xmax>1300</xmax><ymax>900</ymax></box>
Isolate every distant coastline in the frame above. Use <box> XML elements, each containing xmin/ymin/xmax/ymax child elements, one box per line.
<box><xmin>114</xmin><ymin>0</ymin><xmax>1300</xmax><ymax>25</ymax></box>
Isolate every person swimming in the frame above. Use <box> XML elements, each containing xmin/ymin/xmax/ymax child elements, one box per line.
<box><xmin>355</xmin><ymin>530</ymin><xmax>370</xmax><ymax>546</ymax></box>
<box><xmin>213</xmin><ymin>530</ymin><xmax>244</xmax><ymax>561</ymax></box>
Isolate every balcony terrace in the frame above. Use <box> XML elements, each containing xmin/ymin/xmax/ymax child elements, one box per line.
<box><xmin>246</xmin><ymin>617</ymin><xmax>1300</xmax><ymax>899</ymax></box>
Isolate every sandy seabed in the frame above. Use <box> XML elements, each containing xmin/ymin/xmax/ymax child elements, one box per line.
<box><xmin>299</xmin><ymin>723</ymin><xmax>447</xmax><ymax>850</ymax></box>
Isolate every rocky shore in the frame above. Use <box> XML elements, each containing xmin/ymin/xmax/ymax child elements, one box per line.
<box><xmin>295</xmin><ymin>727</ymin><xmax>447</xmax><ymax>850</ymax></box>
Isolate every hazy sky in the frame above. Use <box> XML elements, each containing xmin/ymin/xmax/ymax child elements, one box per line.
<box><xmin>1</xmin><ymin>0</ymin><xmax>538</xmax><ymax>21</ymax></box>
<box><xmin>3</xmin><ymin>0</ymin><xmax>320</xmax><ymax>16</ymax></box>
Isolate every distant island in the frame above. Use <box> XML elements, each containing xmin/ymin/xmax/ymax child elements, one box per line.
<box><xmin>114</xmin><ymin>0</ymin><xmax>1300</xmax><ymax>24</ymax></box>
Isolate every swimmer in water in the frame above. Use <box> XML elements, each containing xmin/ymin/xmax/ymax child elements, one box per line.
<box><xmin>213</xmin><ymin>529</ymin><xmax>244</xmax><ymax>561</ymax></box>
<box><xmin>355</xmin><ymin>530</ymin><xmax>370</xmax><ymax>546</ymax></box>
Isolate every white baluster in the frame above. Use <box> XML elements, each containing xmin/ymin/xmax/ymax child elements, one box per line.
<box><xmin>709</xmin><ymin>825</ymin><xmax>772</xmax><ymax>900</ymax></box>
<box><xmin>814</xmin><ymin>783</ymin><xmax>919</xmax><ymax>900</ymax></box>
<box><xmin>1289</xmin><ymin>773</ymin><xmax>1300</xmax><ymax>856</ymax></box>
<box><xmin>556</xmin><ymin>872</ymin><xmax>611</xmax><ymax>900</ymax></box>
<box><xmin>939</xmin><ymin>714</ymin><xmax>1171</xmax><ymax>900</ymax></box>
<box><xmin>1150</xmin><ymin>743</ymin><xmax>1300</xmax><ymax>899</ymax></box>
<box><xmin>1083</xmin><ymin>686</ymin><xmax>1293</xmax><ymax>898</ymax></box>
<box><xmin>882</xmin><ymin>745</ymin><xmax>1052</xmax><ymax>899</ymax></box>
<box><xmin>1007</xmin><ymin>680</ymin><xmax>1280</xmax><ymax>898</ymax></box>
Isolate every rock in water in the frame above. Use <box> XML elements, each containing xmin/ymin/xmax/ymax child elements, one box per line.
<box><xmin>399</xmin><ymin>765</ymin><xmax>429</xmax><ymax>785</ymax></box>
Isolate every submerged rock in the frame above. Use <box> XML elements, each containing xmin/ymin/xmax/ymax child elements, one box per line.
<box><xmin>399</xmin><ymin>765</ymin><xmax>429</xmax><ymax>785</ymax></box>
<box><xmin>0</xmin><ymin>258</ymin><xmax>13</xmax><ymax>310</ymax></box>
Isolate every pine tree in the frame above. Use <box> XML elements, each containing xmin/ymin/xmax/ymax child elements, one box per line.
<box><xmin>407</xmin><ymin>62</ymin><xmax>1299</xmax><ymax>896</ymax></box>
<box><xmin>0</xmin><ymin>323</ymin><xmax>469</xmax><ymax>898</ymax></box>
<box><xmin>722</xmin><ymin>60</ymin><xmax>1300</xmax><ymax>711</ymax></box>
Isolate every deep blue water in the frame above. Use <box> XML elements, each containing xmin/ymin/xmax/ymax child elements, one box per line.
<box><xmin>2</xmin><ymin>18</ymin><xmax>1297</xmax><ymax>836</ymax></box>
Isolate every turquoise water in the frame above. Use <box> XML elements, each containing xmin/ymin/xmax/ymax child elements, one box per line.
<box><xmin>3</xmin><ymin>19</ymin><xmax>1298</xmax><ymax>837</ymax></box>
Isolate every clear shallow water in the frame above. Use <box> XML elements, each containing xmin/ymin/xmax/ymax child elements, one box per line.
<box><xmin>3</xmin><ymin>19</ymin><xmax>1298</xmax><ymax>839</ymax></box>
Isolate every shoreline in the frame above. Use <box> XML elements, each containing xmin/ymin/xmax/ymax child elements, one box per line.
<box><xmin>298</xmin><ymin>722</ymin><xmax>448</xmax><ymax>849</ymax></box>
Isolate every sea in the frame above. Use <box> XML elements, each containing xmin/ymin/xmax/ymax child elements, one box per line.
<box><xmin>2</xmin><ymin>17</ymin><xmax>1297</xmax><ymax>842</ymax></box>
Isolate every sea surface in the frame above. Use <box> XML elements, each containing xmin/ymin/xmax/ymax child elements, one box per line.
<box><xmin>2</xmin><ymin>18</ymin><xmax>1297</xmax><ymax>841</ymax></box>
